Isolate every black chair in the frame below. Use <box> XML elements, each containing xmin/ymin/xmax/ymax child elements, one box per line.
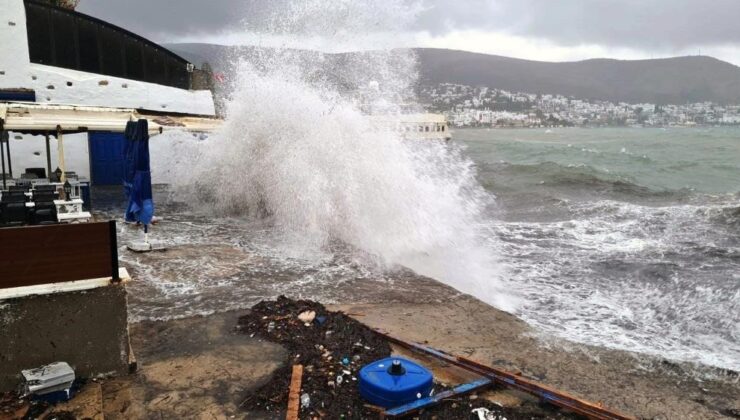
<box><xmin>34</xmin><ymin>185</ymin><xmax>58</xmax><ymax>193</ymax></box>
<box><xmin>25</xmin><ymin>168</ymin><xmax>47</xmax><ymax>179</ymax></box>
<box><xmin>8</xmin><ymin>185</ymin><xmax>28</xmax><ymax>192</ymax></box>
<box><xmin>32</xmin><ymin>205</ymin><xmax>57</xmax><ymax>225</ymax></box>
<box><xmin>1</xmin><ymin>191</ymin><xmax>28</xmax><ymax>203</ymax></box>
<box><xmin>32</xmin><ymin>192</ymin><xmax>59</xmax><ymax>203</ymax></box>
<box><xmin>31</xmin><ymin>192</ymin><xmax>59</xmax><ymax>225</ymax></box>
<box><xmin>1</xmin><ymin>202</ymin><xmax>29</xmax><ymax>226</ymax></box>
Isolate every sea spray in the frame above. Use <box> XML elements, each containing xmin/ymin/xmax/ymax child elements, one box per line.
<box><xmin>154</xmin><ymin>0</ymin><xmax>515</xmax><ymax>310</ymax></box>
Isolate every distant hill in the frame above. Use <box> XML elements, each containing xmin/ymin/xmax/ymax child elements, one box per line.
<box><xmin>166</xmin><ymin>43</ymin><xmax>740</xmax><ymax>105</ymax></box>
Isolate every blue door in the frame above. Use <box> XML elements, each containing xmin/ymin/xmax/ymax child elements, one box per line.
<box><xmin>89</xmin><ymin>132</ymin><xmax>126</xmax><ymax>185</ymax></box>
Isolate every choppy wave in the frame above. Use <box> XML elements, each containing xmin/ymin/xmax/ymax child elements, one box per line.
<box><xmin>486</xmin><ymin>161</ymin><xmax>689</xmax><ymax>199</ymax></box>
<box><xmin>153</xmin><ymin>0</ymin><xmax>515</xmax><ymax>310</ymax></box>
<box><xmin>494</xmin><ymin>197</ymin><xmax>740</xmax><ymax>371</ymax></box>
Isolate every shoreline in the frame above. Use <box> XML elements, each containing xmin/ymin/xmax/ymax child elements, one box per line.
<box><xmin>116</xmin><ymin>281</ymin><xmax>739</xmax><ymax>419</ymax></box>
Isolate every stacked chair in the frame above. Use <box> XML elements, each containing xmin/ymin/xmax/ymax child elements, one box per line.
<box><xmin>0</xmin><ymin>185</ymin><xmax>61</xmax><ymax>227</ymax></box>
<box><xmin>0</xmin><ymin>188</ymin><xmax>30</xmax><ymax>227</ymax></box>
<box><xmin>31</xmin><ymin>190</ymin><xmax>59</xmax><ymax>225</ymax></box>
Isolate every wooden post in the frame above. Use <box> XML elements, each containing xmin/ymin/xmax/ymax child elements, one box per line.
<box><xmin>286</xmin><ymin>364</ymin><xmax>303</xmax><ymax>420</ymax></box>
<box><xmin>57</xmin><ymin>126</ymin><xmax>66</xmax><ymax>183</ymax></box>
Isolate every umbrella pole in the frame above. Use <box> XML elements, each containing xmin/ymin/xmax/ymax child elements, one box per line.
<box><xmin>45</xmin><ymin>131</ymin><xmax>52</xmax><ymax>180</ymax></box>
<box><xmin>57</xmin><ymin>126</ymin><xmax>66</xmax><ymax>183</ymax></box>
<box><xmin>5</xmin><ymin>135</ymin><xmax>12</xmax><ymax>179</ymax></box>
<box><xmin>1</xmin><ymin>130</ymin><xmax>6</xmax><ymax>190</ymax></box>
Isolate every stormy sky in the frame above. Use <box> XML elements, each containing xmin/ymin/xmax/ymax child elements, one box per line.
<box><xmin>77</xmin><ymin>0</ymin><xmax>740</xmax><ymax>65</ymax></box>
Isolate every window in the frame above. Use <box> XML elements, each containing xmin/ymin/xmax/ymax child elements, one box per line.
<box><xmin>99</xmin><ymin>25</ymin><xmax>125</xmax><ymax>77</ymax></box>
<box><xmin>77</xmin><ymin>18</ymin><xmax>100</xmax><ymax>73</ymax></box>
<box><xmin>124</xmin><ymin>37</ymin><xmax>144</xmax><ymax>81</ymax></box>
<box><xmin>25</xmin><ymin>3</ymin><xmax>52</xmax><ymax>65</ymax></box>
<box><xmin>50</xmin><ymin>9</ymin><xmax>77</xmax><ymax>69</ymax></box>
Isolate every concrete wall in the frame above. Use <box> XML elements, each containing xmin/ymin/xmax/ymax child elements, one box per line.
<box><xmin>0</xmin><ymin>0</ymin><xmax>216</xmax><ymax>116</ymax></box>
<box><xmin>0</xmin><ymin>284</ymin><xmax>131</xmax><ymax>392</ymax></box>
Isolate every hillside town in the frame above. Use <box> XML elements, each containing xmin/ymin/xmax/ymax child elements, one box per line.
<box><xmin>420</xmin><ymin>83</ymin><xmax>740</xmax><ymax>128</ymax></box>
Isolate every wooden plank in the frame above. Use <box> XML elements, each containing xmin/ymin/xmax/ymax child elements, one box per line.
<box><xmin>0</xmin><ymin>222</ymin><xmax>114</xmax><ymax>289</ymax></box>
<box><xmin>286</xmin><ymin>365</ymin><xmax>303</xmax><ymax>420</ymax></box>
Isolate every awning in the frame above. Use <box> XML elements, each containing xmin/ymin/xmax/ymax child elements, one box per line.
<box><xmin>0</xmin><ymin>102</ymin><xmax>222</xmax><ymax>134</ymax></box>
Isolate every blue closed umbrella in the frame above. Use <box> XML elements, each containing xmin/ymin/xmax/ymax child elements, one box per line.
<box><xmin>124</xmin><ymin>119</ymin><xmax>154</xmax><ymax>226</ymax></box>
<box><xmin>123</xmin><ymin>120</ymin><xmax>137</xmax><ymax>222</ymax></box>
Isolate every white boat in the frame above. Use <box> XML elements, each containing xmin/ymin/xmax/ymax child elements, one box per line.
<box><xmin>369</xmin><ymin>113</ymin><xmax>452</xmax><ymax>141</ymax></box>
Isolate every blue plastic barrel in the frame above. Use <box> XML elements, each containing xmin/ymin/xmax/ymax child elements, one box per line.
<box><xmin>358</xmin><ymin>357</ymin><xmax>433</xmax><ymax>408</ymax></box>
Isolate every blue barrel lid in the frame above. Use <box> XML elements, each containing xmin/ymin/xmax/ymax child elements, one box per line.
<box><xmin>359</xmin><ymin>357</ymin><xmax>434</xmax><ymax>408</ymax></box>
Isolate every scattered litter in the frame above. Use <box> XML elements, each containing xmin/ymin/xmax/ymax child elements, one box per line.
<box><xmin>473</xmin><ymin>407</ymin><xmax>509</xmax><ymax>420</ymax></box>
<box><xmin>22</xmin><ymin>362</ymin><xmax>75</xmax><ymax>397</ymax></box>
<box><xmin>297</xmin><ymin>310</ymin><xmax>316</xmax><ymax>323</ymax></box>
<box><xmin>300</xmin><ymin>393</ymin><xmax>310</xmax><ymax>409</ymax></box>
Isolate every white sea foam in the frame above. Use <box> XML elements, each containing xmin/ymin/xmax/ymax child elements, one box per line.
<box><xmin>153</xmin><ymin>0</ymin><xmax>515</xmax><ymax>311</ymax></box>
<box><xmin>495</xmin><ymin>199</ymin><xmax>740</xmax><ymax>372</ymax></box>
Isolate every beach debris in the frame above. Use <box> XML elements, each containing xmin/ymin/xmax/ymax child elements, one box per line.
<box><xmin>298</xmin><ymin>310</ymin><xmax>316</xmax><ymax>323</ymax></box>
<box><xmin>286</xmin><ymin>365</ymin><xmax>303</xmax><ymax>420</ymax></box>
<box><xmin>300</xmin><ymin>393</ymin><xmax>310</xmax><ymax>409</ymax></box>
<box><xmin>358</xmin><ymin>357</ymin><xmax>433</xmax><ymax>408</ymax></box>
<box><xmin>472</xmin><ymin>407</ymin><xmax>498</xmax><ymax>420</ymax></box>
<box><xmin>21</xmin><ymin>362</ymin><xmax>75</xmax><ymax>399</ymax></box>
<box><xmin>236</xmin><ymin>297</ymin><xmax>584</xmax><ymax>420</ymax></box>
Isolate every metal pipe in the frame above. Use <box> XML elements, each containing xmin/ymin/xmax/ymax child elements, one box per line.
<box><xmin>45</xmin><ymin>131</ymin><xmax>52</xmax><ymax>179</ymax></box>
<box><xmin>5</xmin><ymin>135</ymin><xmax>11</xmax><ymax>179</ymax></box>
<box><xmin>373</xmin><ymin>328</ymin><xmax>635</xmax><ymax>420</ymax></box>
<box><xmin>1</xmin><ymin>130</ymin><xmax>6</xmax><ymax>190</ymax></box>
<box><xmin>384</xmin><ymin>378</ymin><xmax>492</xmax><ymax>418</ymax></box>
<box><xmin>57</xmin><ymin>126</ymin><xmax>66</xmax><ymax>183</ymax></box>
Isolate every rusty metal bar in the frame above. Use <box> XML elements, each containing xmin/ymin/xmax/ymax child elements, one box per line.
<box><xmin>384</xmin><ymin>378</ymin><xmax>492</xmax><ymax>418</ymax></box>
<box><xmin>373</xmin><ymin>328</ymin><xmax>635</xmax><ymax>420</ymax></box>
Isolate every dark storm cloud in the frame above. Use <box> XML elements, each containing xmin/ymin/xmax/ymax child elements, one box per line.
<box><xmin>77</xmin><ymin>0</ymin><xmax>269</xmax><ymax>40</ymax></box>
<box><xmin>417</xmin><ymin>0</ymin><xmax>740</xmax><ymax>49</ymax></box>
<box><xmin>78</xmin><ymin>0</ymin><xmax>740</xmax><ymax>50</ymax></box>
